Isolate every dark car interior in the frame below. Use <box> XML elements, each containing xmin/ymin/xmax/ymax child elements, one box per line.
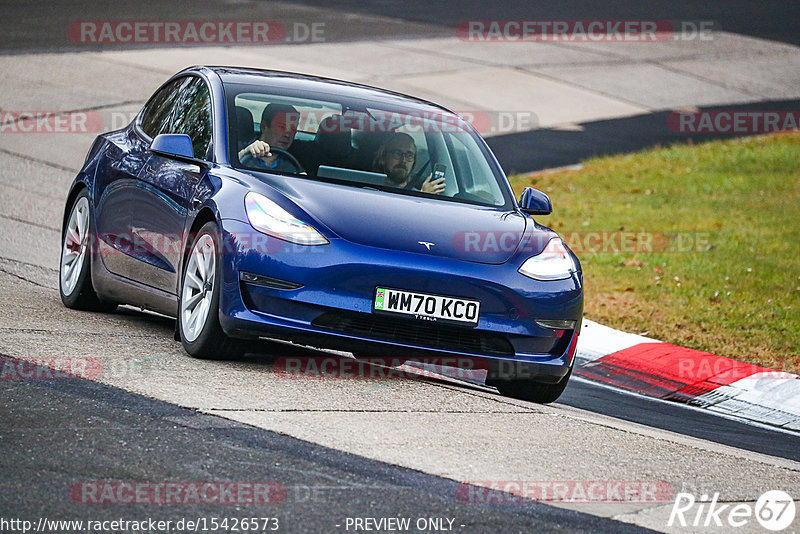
<box><xmin>232</xmin><ymin>105</ymin><xmax>418</xmax><ymax>179</ymax></box>
<box><xmin>227</xmin><ymin>93</ymin><xmax>507</xmax><ymax>208</ymax></box>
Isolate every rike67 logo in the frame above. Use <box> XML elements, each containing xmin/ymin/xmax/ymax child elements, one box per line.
<box><xmin>669</xmin><ymin>490</ymin><xmax>796</xmax><ymax>531</ymax></box>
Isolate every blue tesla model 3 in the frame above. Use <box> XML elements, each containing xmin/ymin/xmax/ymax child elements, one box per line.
<box><xmin>60</xmin><ymin>66</ymin><xmax>583</xmax><ymax>403</ymax></box>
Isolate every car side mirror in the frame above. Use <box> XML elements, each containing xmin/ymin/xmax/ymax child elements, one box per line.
<box><xmin>519</xmin><ymin>187</ymin><xmax>552</xmax><ymax>215</ymax></box>
<box><xmin>149</xmin><ymin>134</ymin><xmax>208</xmax><ymax>168</ymax></box>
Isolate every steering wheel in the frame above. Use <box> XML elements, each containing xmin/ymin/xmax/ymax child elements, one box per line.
<box><xmin>241</xmin><ymin>147</ymin><xmax>304</xmax><ymax>173</ymax></box>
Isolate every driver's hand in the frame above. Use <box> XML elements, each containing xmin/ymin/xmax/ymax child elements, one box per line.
<box><xmin>420</xmin><ymin>174</ymin><xmax>446</xmax><ymax>194</ymax></box>
<box><xmin>240</xmin><ymin>140</ymin><xmax>272</xmax><ymax>160</ymax></box>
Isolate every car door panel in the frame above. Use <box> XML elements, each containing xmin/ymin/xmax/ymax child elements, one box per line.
<box><xmin>126</xmin><ymin>76</ymin><xmax>213</xmax><ymax>294</ymax></box>
<box><xmin>94</xmin><ymin>77</ymin><xmax>189</xmax><ymax>284</ymax></box>
<box><xmin>125</xmin><ymin>155</ymin><xmax>199</xmax><ymax>292</ymax></box>
<box><xmin>93</xmin><ymin>130</ymin><xmax>150</xmax><ymax>280</ymax></box>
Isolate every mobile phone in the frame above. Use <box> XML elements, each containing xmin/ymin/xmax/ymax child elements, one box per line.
<box><xmin>433</xmin><ymin>163</ymin><xmax>446</xmax><ymax>181</ymax></box>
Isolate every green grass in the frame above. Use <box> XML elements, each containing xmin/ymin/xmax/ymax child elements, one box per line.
<box><xmin>510</xmin><ymin>132</ymin><xmax>800</xmax><ymax>371</ymax></box>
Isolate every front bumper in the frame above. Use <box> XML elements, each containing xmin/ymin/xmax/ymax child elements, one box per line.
<box><xmin>216</xmin><ymin>219</ymin><xmax>583</xmax><ymax>380</ymax></box>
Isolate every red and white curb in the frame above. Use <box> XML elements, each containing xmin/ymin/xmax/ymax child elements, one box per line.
<box><xmin>574</xmin><ymin>319</ymin><xmax>800</xmax><ymax>431</ymax></box>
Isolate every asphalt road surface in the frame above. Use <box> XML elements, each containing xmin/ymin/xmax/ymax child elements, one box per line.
<box><xmin>2</xmin><ymin>0</ymin><xmax>798</xmax><ymax>51</ymax></box>
<box><xmin>0</xmin><ymin>357</ymin><xmax>649</xmax><ymax>534</ymax></box>
<box><xmin>1</xmin><ymin>2</ymin><xmax>799</xmax><ymax>533</ymax></box>
<box><xmin>1</xmin><ymin>267</ymin><xmax>798</xmax><ymax>533</ymax></box>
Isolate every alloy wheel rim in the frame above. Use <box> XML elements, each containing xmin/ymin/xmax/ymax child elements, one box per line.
<box><xmin>181</xmin><ymin>233</ymin><xmax>216</xmax><ymax>342</ymax></box>
<box><xmin>60</xmin><ymin>196</ymin><xmax>89</xmax><ymax>296</ymax></box>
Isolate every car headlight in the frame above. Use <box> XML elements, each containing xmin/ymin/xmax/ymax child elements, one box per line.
<box><xmin>244</xmin><ymin>192</ymin><xmax>329</xmax><ymax>246</ymax></box>
<box><xmin>518</xmin><ymin>238</ymin><xmax>576</xmax><ymax>281</ymax></box>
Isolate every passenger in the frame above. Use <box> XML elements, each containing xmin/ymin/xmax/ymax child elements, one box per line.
<box><xmin>372</xmin><ymin>133</ymin><xmax>446</xmax><ymax>194</ymax></box>
<box><xmin>239</xmin><ymin>103</ymin><xmax>301</xmax><ymax>172</ymax></box>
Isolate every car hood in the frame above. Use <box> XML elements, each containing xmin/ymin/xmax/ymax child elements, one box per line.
<box><xmin>270</xmin><ymin>178</ymin><xmax>530</xmax><ymax>264</ymax></box>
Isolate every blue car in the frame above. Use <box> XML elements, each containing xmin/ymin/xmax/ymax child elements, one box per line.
<box><xmin>60</xmin><ymin>66</ymin><xmax>583</xmax><ymax>403</ymax></box>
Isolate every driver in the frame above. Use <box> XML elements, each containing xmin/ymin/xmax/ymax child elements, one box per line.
<box><xmin>372</xmin><ymin>133</ymin><xmax>446</xmax><ymax>194</ymax></box>
<box><xmin>238</xmin><ymin>103</ymin><xmax>302</xmax><ymax>172</ymax></box>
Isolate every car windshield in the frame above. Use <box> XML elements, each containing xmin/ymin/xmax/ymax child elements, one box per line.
<box><xmin>225</xmin><ymin>82</ymin><xmax>512</xmax><ymax>208</ymax></box>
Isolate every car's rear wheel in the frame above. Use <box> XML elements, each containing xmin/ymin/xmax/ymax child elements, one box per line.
<box><xmin>59</xmin><ymin>190</ymin><xmax>117</xmax><ymax>312</ymax></box>
<box><xmin>493</xmin><ymin>366</ymin><xmax>572</xmax><ymax>404</ymax></box>
<box><xmin>179</xmin><ymin>221</ymin><xmax>245</xmax><ymax>360</ymax></box>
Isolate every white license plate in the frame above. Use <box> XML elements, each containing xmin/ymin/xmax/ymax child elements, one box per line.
<box><xmin>373</xmin><ymin>287</ymin><xmax>480</xmax><ymax>326</ymax></box>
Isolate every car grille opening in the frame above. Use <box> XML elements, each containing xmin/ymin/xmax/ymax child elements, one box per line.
<box><xmin>311</xmin><ymin>311</ymin><xmax>515</xmax><ymax>356</ymax></box>
<box><xmin>239</xmin><ymin>271</ymin><xmax>303</xmax><ymax>290</ymax></box>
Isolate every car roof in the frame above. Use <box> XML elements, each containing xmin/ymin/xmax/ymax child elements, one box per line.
<box><xmin>184</xmin><ymin>65</ymin><xmax>455</xmax><ymax>114</ymax></box>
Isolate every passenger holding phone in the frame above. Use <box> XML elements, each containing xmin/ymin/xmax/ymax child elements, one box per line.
<box><xmin>372</xmin><ymin>133</ymin><xmax>446</xmax><ymax>194</ymax></box>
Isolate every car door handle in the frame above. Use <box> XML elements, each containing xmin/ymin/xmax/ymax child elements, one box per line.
<box><xmin>145</xmin><ymin>165</ymin><xmax>157</xmax><ymax>174</ymax></box>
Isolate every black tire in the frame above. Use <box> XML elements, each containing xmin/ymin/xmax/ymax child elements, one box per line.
<box><xmin>59</xmin><ymin>190</ymin><xmax>117</xmax><ymax>312</ymax></box>
<box><xmin>178</xmin><ymin>221</ymin><xmax>245</xmax><ymax>360</ymax></box>
<box><xmin>494</xmin><ymin>366</ymin><xmax>572</xmax><ymax>404</ymax></box>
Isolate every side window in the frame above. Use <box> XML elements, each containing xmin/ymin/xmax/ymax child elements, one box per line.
<box><xmin>171</xmin><ymin>77</ymin><xmax>213</xmax><ymax>159</ymax></box>
<box><xmin>140</xmin><ymin>78</ymin><xmax>187</xmax><ymax>139</ymax></box>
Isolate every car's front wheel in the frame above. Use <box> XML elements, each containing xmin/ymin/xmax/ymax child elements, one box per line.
<box><xmin>179</xmin><ymin>222</ymin><xmax>245</xmax><ymax>360</ymax></box>
<box><xmin>490</xmin><ymin>362</ymin><xmax>573</xmax><ymax>404</ymax></box>
<box><xmin>59</xmin><ymin>190</ymin><xmax>117</xmax><ymax>312</ymax></box>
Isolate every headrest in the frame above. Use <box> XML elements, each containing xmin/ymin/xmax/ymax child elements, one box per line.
<box><xmin>314</xmin><ymin>115</ymin><xmax>352</xmax><ymax>158</ymax></box>
<box><xmin>235</xmin><ymin>106</ymin><xmax>255</xmax><ymax>145</ymax></box>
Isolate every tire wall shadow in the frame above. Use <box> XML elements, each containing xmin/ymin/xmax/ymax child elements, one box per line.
<box><xmin>486</xmin><ymin>99</ymin><xmax>800</xmax><ymax>174</ymax></box>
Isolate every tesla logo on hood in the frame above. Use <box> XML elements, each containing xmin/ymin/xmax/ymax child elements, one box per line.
<box><xmin>418</xmin><ymin>241</ymin><xmax>435</xmax><ymax>250</ymax></box>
